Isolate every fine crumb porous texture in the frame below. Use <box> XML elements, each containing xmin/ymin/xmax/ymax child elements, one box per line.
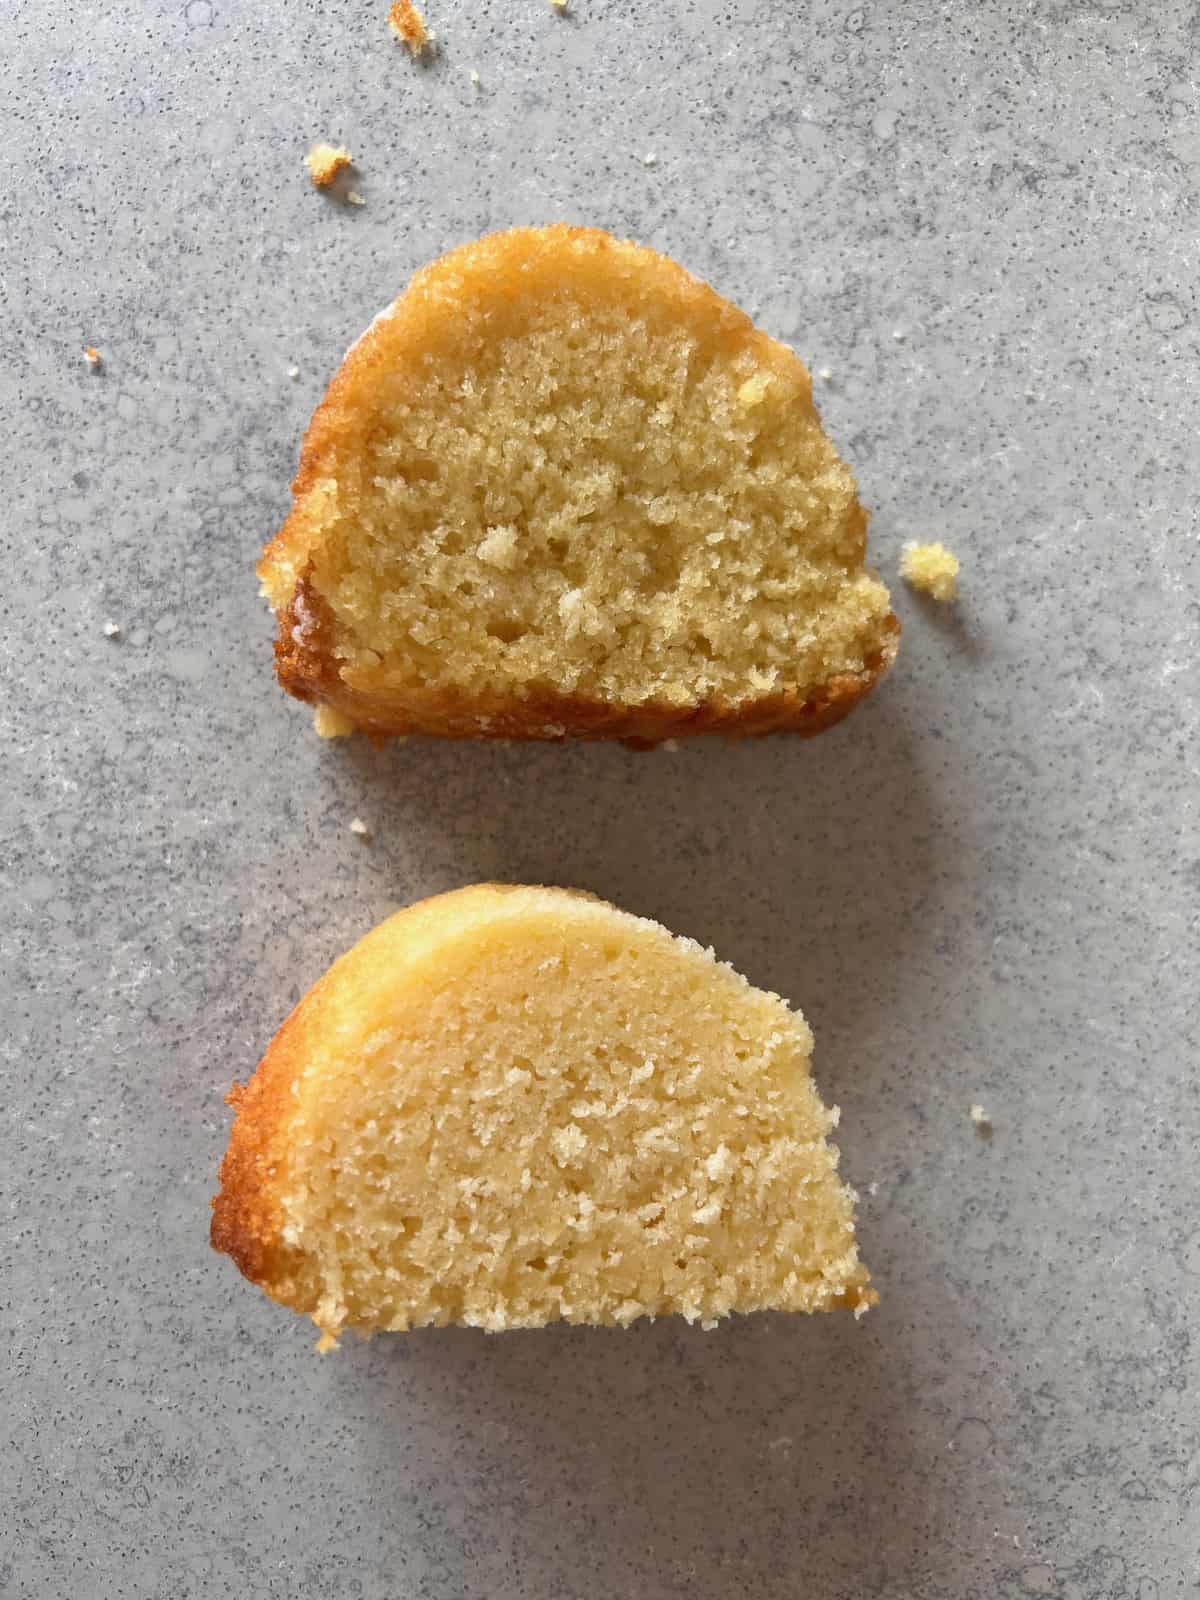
<box><xmin>306</xmin><ymin>143</ymin><xmax>353</xmax><ymax>189</ymax></box>
<box><xmin>388</xmin><ymin>0</ymin><xmax>430</xmax><ymax>54</ymax></box>
<box><xmin>901</xmin><ymin>540</ymin><xmax>960</xmax><ymax>601</ymax></box>
<box><xmin>211</xmin><ymin>884</ymin><xmax>874</xmax><ymax>1343</ymax></box>
<box><xmin>259</xmin><ymin>225</ymin><xmax>898</xmax><ymax>746</ymax></box>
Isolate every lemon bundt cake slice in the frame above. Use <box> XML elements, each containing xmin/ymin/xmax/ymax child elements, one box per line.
<box><xmin>211</xmin><ymin>885</ymin><xmax>874</xmax><ymax>1343</ymax></box>
<box><xmin>260</xmin><ymin>225</ymin><xmax>898</xmax><ymax>746</ymax></box>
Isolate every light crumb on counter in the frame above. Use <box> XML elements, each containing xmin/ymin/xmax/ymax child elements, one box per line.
<box><xmin>346</xmin><ymin>190</ymin><xmax>366</xmax><ymax>207</ymax></box>
<box><xmin>388</xmin><ymin>0</ymin><xmax>431</xmax><ymax>55</ymax></box>
<box><xmin>469</xmin><ymin>68</ymin><xmax>481</xmax><ymax>85</ymax></box>
<box><xmin>306</xmin><ymin>143</ymin><xmax>353</xmax><ymax>189</ymax></box>
<box><xmin>549</xmin><ymin>0</ymin><xmax>568</xmax><ymax>10</ymax></box>
<box><xmin>970</xmin><ymin>1103</ymin><xmax>992</xmax><ymax>1135</ymax></box>
<box><xmin>286</xmin><ymin>365</ymin><xmax>300</xmax><ymax>380</ymax></box>
<box><xmin>816</xmin><ymin>366</ymin><xmax>833</xmax><ymax>381</ymax></box>
<box><xmin>103</xmin><ymin>621</ymin><xmax>122</xmax><ymax>639</ymax></box>
<box><xmin>312</xmin><ymin>705</ymin><xmax>357</xmax><ymax>738</ymax></box>
<box><xmin>349</xmin><ymin>817</ymin><xmax>371</xmax><ymax>838</ymax></box>
<box><xmin>901</xmin><ymin>540</ymin><xmax>960</xmax><ymax>601</ymax></box>
<box><xmin>642</xmin><ymin>152</ymin><xmax>657</xmax><ymax>167</ymax></box>
<box><xmin>84</xmin><ymin>346</ymin><xmax>102</xmax><ymax>369</ymax></box>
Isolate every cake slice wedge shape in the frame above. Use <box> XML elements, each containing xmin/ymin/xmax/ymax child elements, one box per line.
<box><xmin>211</xmin><ymin>884</ymin><xmax>874</xmax><ymax>1345</ymax></box>
<box><xmin>260</xmin><ymin>225</ymin><xmax>898</xmax><ymax>746</ymax></box>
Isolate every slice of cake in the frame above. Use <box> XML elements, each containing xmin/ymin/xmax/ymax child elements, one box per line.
<box><xmin>259</xmin><ymin>225</ymin><xmax>898</xmax><ymax>746</ymax></box>
<box><xmin>211</xmin><ymin>885</ymin><xmax>874</xmax><ymax>1344</ymax></box>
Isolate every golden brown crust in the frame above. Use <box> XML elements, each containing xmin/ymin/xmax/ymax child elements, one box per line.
<box><xmin>274</xmin><ymin>575</ymin><xmax>899</xmax><ymax>749</ymax></box>
<box><xmin>259</xmin><ymin>225</ymin><xmax>900</xmax><ymax>744</ymax></box>
<box><xmin>210</xmin><ymin>995</ymin><xmax>316</xmax><ymax>1305</ymax></box>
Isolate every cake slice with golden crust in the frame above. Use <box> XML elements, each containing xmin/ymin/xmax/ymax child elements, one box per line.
<box><xmin>212</xmin><ymin>885</ymin><xmax>874</xmax><ymax>1344</ymax></box>
<box><xmin>260</xmin><ymin>226</ymin><xmax>898</xmax><ymax>746</ymax></box>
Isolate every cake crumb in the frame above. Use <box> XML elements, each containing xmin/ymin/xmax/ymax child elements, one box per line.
<box><xmin>306</xmin><ymin>143</ymin><xmax>353</xmax><ymax>189</ymax></box>
<box><xmin>970</xmin><ymin>1103</ymin><xmax>992</xmax><ymax>1136</ymax></box>
<box><xmin>313</xmin><ymin>705</ymin><xmax>357</xmax><ymax>738</ymax></box>
<box><xmin>349</xmin><ymin>817</ymin><xmax>371</xmax><ymax>838</ymax></box>
<box><xmin>901</xmin><ymin>540</ymin><xmax>960</xmax><ymax>602</ymax></box>
<box><xmin>388</xmin><ymin>0</ymin><xmax>431</xmax><ymax>55</ymax></box>
<box><xmin>549</xmin><ymin>0</ymin><xmax>568</xmax><ymax>10</ymax></box>
<box><xmin>737</xmin><ymin>372</ymin><xmax>772</xmax><ymax>407</ymax></box>
<box><xmin>84</xmin><ymin>346</ymin><xmax>102</xmax><ymax>369</ymax></box>
<box><xmin>346</xmin><ymin>190</ymin><xmax>366</xmax><ymax>207</ymax></box>
<box><xmin>103</xmin><ymin>621</ymin><xmax>121</xmax><ymax>639</ymax></box>
<box><xmin>286</xmin><ymin>365</ymin><xmax>300</xmax><ymax>380</ymax></box>
<box><xmin>661</xmin><ymin>738</ymin><xmax>679</xmax><ymax>752</ymax></box>
<box><xmin>642</xmin><ymin>152</ymin><xmax>657</xmax><ymax>167</ymax></box>
<box><xmin>470</xmin><ymin>68</ymin><xmax>481</xmax><ymax>85</ymax></box>
<box><xmin>816</xmin><ymin>366</ymin><xmax>833</xmax><ymax>381</ymax></box>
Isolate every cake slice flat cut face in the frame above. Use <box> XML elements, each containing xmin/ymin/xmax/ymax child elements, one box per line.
<box><xmin>261</xmin><ymin>225</ymin><xmax>898</xmax><ymax>745</ymax></box>
<box><xmin>211</xmin><ymin>885</ymin><xmax>873</xmax><ymax>1343</ymax></box>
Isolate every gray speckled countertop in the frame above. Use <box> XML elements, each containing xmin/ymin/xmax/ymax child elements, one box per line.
<box><xmin>4</xmin><ymin>1</ymin><xmax>1198</xmax><ymax>1594</ymax></box>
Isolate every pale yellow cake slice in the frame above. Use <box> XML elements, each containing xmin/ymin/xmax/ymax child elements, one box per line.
<box><xmin>211</xmin><ymin>884</ymin><xmax>874</xmax><ymax>1344</ymax></box>
<box><xmin>260</xmin><ymin>225</ymin><xmax>898</xmax><ymax>746</ymax></box>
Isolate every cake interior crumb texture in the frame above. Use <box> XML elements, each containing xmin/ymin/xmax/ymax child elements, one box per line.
<box><xmin>901</xmin><ymin>540</ymin><xmax>960</xmax><ymax>601</ymax></box>
<box><xmin>259</xmin><ymin>226</ymin><xmax>896</xmax><ymax>732</ymax></box>
<box><xmin>211</xmin><ymin>885</ymin><xmax>873</xmax><ymax>1343</ymax></box>
<box><xmin>306</xmin><ymin>143</ymin><xmax>352</xmax><ymax>188</ymax></box>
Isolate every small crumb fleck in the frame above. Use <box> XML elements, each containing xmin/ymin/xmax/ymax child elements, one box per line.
<box><xmin>286</xmin><ymin>365</ymin><xmax>300</xmax><ymax>380</ymax></box>
<box><xmin>313</xmin><ymin>704</ymin><xmax>357</xmax><ymax>738</ymax></box>
<box><xmin>103</xmin><ymin>621</ymin><xmax>121</xmax><ymax>639</ymax></box>
<box><xmin>306</xmin><ymin>142</ymin><xmax>353</xmax><ymax>189</ymax></box>
<box><xmin>970</xmin><ymin>1103</ymin><xmax>993</xmax><ymax>1136</ymax></box>
<box><xmin>388</xmin><ymin>0</ymin><xmax>431</xmax><ymax>55</ymax></box>
<box><xmin>549</xmin><ymin>0</ymin><xmax>568</xmax><ymax>10</ymax></box>
<box><xmin>901</xmin><ymin>540</ymin><xmax>960</xmax><ymax>602</ymax></box>
<box><xmin>737</xmin><ymin>372</ymin><xmax>772</xmax><ymax>407</ymax></box>
<box><xmin>642</xmin><ymin>152</ymin><xmax>657</xmax><ymax>167</ymax></box>
<box><xmin>892</xmin><ymin>328</ymin><xmax>906</xmax><ymax>341</ymax></box>
<box><xmin>349</xmin><ymin>817</ymin><xmax>370</xmax><ymax>838</ymax></box>
<box><xmin>346</xmin><ymin>190</ymin><xmax>366</xmax><ymax>207</ymax></box>
<box><xmin>661</xmin><ymin>738</ymin><xmax>679</xmax><ymax>752</ymax></box>
<box><xmin>84</xmin><ymin>346</ymin><xmax>102</xmax><ymax>369</ymax></box>
<box><xmin>868</xmin><ymin>1180</ymin><xmax>879</xmax><ymax>1196</ymax></box>
<box><xmin>469</xmin><ymin>68</ymin><xmax>481</xmax><ymax>85</ymax></box>
<box><xmin>816</xmin><ymin>366</ymin><xmax>833</xmax><ymax>381</ymax></box>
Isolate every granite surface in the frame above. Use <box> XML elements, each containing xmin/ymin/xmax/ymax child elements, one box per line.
<box><xmin>4</xmin><ymin>0</ymin><xmax>1198</xmax><ymax>1594</ymax></box>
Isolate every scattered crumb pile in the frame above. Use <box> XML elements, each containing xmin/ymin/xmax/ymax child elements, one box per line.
<box><xmin>211</xmin><ymin>885</ymin><xmax>874</xmax><ymax>1342</ymax></box>
<box><xmin>901</xmin><ymin>540</ymin><xmax>959</xmax><ymax>601</ymax></box>
<box><xmin>258</xmin><ymin>226</ymin><xmax>898</xmax><ymax>741</ymax></box>
<box><xmin>388</xmin><ymin>0</ymin><xmax>430</xmax><ymax>54</ymax></box>
<box><xmin>306</xmin><ymin>143</ymin><xmax>353</xmax><ymax>189</ymax></box>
